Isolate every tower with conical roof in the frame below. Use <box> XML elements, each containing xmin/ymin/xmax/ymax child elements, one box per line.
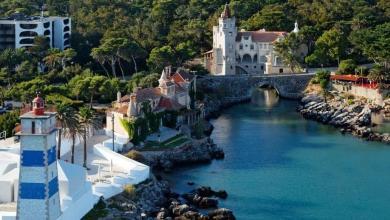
<box><xmin>292</xmin><ymin>21</ymin><xmax>299</xmax><ymax>33</ymax></box>
<box><xmin>16</xmin><ymin>93</ymin><xmax>61</xmax><ymax>220</ymax></box>
<box><xmin>212</xmin><ymin>4</ymin><xmax>237</xmax><ymax>75</ymax></box>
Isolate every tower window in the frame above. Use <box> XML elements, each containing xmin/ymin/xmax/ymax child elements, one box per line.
<box><xmin>239</xmin><ymin>44</ymin><xmax>243</xmax><ymax>50</ymax></box>
<box><xmin>31</xmin><ymin>121</ymin><xmax>35</xmax><ymax>134</ymax></box>
<box><xmin>250</xmin><ymin>44</ymin><xmax>254</xmax><ymax>50</ymax></box>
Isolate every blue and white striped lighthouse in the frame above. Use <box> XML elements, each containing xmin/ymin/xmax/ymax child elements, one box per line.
<box><xmin>16</xmin><ymin>94</ymin><xmax>61</xmax><ymax>220</ymax></box>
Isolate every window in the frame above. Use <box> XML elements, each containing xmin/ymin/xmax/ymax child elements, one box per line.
<box><xmin>279</xmin><ymin>68</ymin><xmax>283</xmax><ymax>73</ymax></box>
<box><xmin>239</xmin><ymin>44</ymin><xmax>243</xmax><ymax>50</ymax></box>
<box><xmin>254</xmin><ymin>66</ymin><xmax>256</xmax><ymax>69</ymax></box>
<box><xmin>31</xmin><ymin>121</ymin><xmax>35</xmax><ymax>134</ymax></box>
<box><xmin>250</xmin><ymin>44</ymin><xmax>254</xmax><ymax>50</ymax></box>
<box><xmin>229</xmin><ymin>32</ymin><xmax>232</xmax><ymax>36</ymax></box>
<box><xmin>43</xmin><ymin>22</ymin><xmax>50</xmax><ymax>28</ymax></box>
<box><xmin>244</xmin><ymin>36</ymin><xmax>249</xmax><ymax>40</ymax></box>
<box><xmin>230</xmin><ymin>65</ymin><xmax>233</xmax><ymax>70</ymax></box>
<box><xmin>261</xmin><ymin>65</ymin><xmax>264</xmax><ymax>70</ymax></box>
<box><xmin>223</xmin><ymin>24</ymin><xmax>226</xmax><ymax>28</ymax></box>
<box><xmin>245</xmin><ymin>44</ymin><xmax>248</xmax><ymax>47</ymax></box>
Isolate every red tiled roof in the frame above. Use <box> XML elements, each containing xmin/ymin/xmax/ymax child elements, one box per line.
<box><xmin>330</xmin><ymin>74</ymin><xmax>364</xmax><ymax>82</ymax></box>
<box><xmin>135</xmin><ymin>88</ymin><xmax>161</xmax><ymax>102</ymax></box>
<box><xmin>157</xmin><ymin>97</ymin><xmax>184</xmax><ymax>111</ymax></box>
<box><xmin>236</xmin><ymin>31</ymin><xmax>287</xmax><ymax>42</ymax></box>
<box><xmin>112</xmin><ymin>105</ymin><xmax>128</xmax><ymax>115</ymax></box>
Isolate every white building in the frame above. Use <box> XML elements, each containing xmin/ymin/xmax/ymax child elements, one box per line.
<box><xmin>0</xmin><ymin>94</ymin><xmax>150</xmax><ymax>220</ymax></box>
<box><xmin>204</xmin><ymin>4</ymin><xmax>306</xmax><ymax>75</ymax></box>
<box><xmin>0</xmin><ymin>13</ymin><xmax>71</xmax><ymax>50</ymax></box>
<box><xmin>106</xmin><ymin>67</ymin><xmax>202</xmax><ymax>145</ymax></box>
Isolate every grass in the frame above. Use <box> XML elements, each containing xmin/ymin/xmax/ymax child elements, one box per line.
<box><xmin>141</xmin><ymin>134</ymin><xmax>190</xmax><ymax>151</ymax></box>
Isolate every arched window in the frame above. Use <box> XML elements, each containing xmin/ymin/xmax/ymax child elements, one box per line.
<box><xmin>19</xmin><ymin>31</ymin><xmax>38</xmax><ymax>37</ymax></box>
<box><xmin>63</xmin><ymin>19</ymin><xmax>69</xmax><ymax>25</ymax></box>
<box><xmin>64</xmin><ymin>39</ymin><xmax>70</xmax><ymax>45</ymax></box>
<box><xmin>64</xmin><ymin>33</ymin><xmax>70</xmax><ymax>39</ymax></box>
<box><xmin>43</xmin><ymin>22</ymin><xmax>50</xmax><ymax>28</ymax></box>
<box><xmin>242</xmin><ymin>54</ymin><xmax>252</xmax><ymax>63</ymax></box>
<box><xmin>63</xmin><ymin>26</ymin><xmax>70</xmax><ymax>32</ymax></box>
<box><xmin>20</xmin><ymin>24</ymin><xmax>38</xmax><ymax>29</ymax></box>
<box><xmin>253</xmin><ymin>54</ymin><xmax>258</xmax><ymax>63</ymax></box>
<box><xmin>44</xmin><ymin>30</ymin><xmax>50</xmax><ymax>35</ymax></box>
<box><xmin>19</xmin><ymin>38</ymin><xmax>34</xmax><ymax>44</ymax></box>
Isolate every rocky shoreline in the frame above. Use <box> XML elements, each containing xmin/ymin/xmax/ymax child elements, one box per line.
<box><xmin>143</xmin><ymin>137</ymin><xmax>224</xmax><ymax>172</ymax></box>
<box><xmin>298</xmin><ymin>93</ymin><xmax>390</xmax><ymax>143</ymax></box>
<box><xmin>96</xmin><ymin>175</ymin><xmax>235</xmax><ymax>220</ymax></box>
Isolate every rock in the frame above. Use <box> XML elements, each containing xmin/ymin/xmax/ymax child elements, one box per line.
<box><xmin>215</xmin><ymin>190</ymin><xmax>228</xmax><ymax>199</ymax></box>
<box><xmin>199</xmin><ymin>197</ymin><xmax>218</xmax><ymax>208</ymax></box>
<box><xmin>208</xmin><ymin>208</ymin><xmax>236</xmax><ymax>220</ymax></box>
<box><xmin>156</xmin><ymin>208</ymin><xmax>169</xmax><ymax>219</ymax></box>
<box><xmin>172</xmin><ymin>204</ymin><xmax>190</xmax><ymax>216</ymax></box>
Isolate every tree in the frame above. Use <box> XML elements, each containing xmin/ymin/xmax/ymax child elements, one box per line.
<box><xmin>78</xmin><ymin>107</ymin><xmax>101</xmax><ymax>168</ymax></box>
<box><xmin>274</xmin><ymin>33</ymin><xmax>304</xmax><ymax>72</ymax></box>
<box><xmin>350</xmin><ymin>22</ymin><xmax>390</xmax><ymax>72</ymax></box>
<box><xmin>56</xmin><ymin>103</ymin><xmax>79</xmax><ymax>159</ymax></box>
<box><xmin>337</xmin><ymin>59</ymin><xmax>357</xmax><ymax>75</ymax></box>
<box><xmin>306</xmin><ymin>28</ymin><xmax>348</xmax><ymax>66</ymax></box>
<box><xmin>147</xmin><ymin>46</ymin><xmax>175</xmax><ymax>71</ymax></box>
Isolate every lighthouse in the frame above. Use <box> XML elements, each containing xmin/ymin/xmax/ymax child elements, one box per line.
<box><xmin>16</xmin><ymin>93</ymin><xmax>61</xmax><ymax>220</ymax></box>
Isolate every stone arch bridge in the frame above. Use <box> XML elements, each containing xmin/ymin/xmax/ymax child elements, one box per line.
<box><xmin>197</xmin><ymin>73</ymin><xmax>314</xmax><ymax>101</ymax></box>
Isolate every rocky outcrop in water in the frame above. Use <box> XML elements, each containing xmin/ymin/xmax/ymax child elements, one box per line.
<box><xmin>299</xmin><ymin>94</ymin><xmax>390</xmax><ymax>143</ymax></box>
<box><xmin>144</xmin><ymin>138</ymin><xmax>224</xmax><ymax>171</ymax></box>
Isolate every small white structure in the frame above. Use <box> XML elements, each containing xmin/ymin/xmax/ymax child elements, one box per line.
<box><xmin>204</xmin><ymin>4</ymin><xmax>307</xmax><ymax>75</ymax></box>
<box><xmin>0</xmin><ymin>13</ymin><xmax>71</xmax><ymax>50</ymax></box>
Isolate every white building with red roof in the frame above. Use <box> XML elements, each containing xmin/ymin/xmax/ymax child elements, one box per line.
<box><xmin>106</xmin><ymin>67</ymin><xmax>198</xmax><ymax>144</ymax></box>
<box><xmin>204</xmin><ymin>4</ymin><xmax>306</xmax><ymax>75</ymax></box>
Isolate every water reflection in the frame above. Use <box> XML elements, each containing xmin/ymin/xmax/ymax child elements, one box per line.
<box><xmin>252</xmin><ymin>88</ymin><xmax>279</xmax><ymax>108</ymax></box>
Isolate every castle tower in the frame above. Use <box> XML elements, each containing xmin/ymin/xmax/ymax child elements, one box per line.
<box><xmin>292</xmin><ymin>21</ymin><xmax>299</xmax><ymax>33</ymax></box>
<box><xmin>159</xmin><ymin>68</ymin><xmax>175</xmax><ymax>98</ymax></box>
<box><xmin>127</xmin><ymin>93</ymin><xmax>138</xmax><ymax>117</ymax></box>
<box><xmin>212</xmin><ymin>4</ymin><xmax>237</xmax><ymax>75</ymax></box>
<box><xmin>17</xmin><ymin>94</ymin><xmax>61</xmax><ymax>220</ymax></box>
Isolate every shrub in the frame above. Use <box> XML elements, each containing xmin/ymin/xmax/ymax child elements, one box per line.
<box><xmin>125</xmin><ymin>150</ymin><xmax>147</xmax><ymax>164</ymax></box>
<box><xmin>337</xmin><ymin>59</ymin><xmax>357</xmax><ymax>75</ymax></box>
<box><xmin>123</xmin><ymin>184</ymin><xmax>137</xmax><ymax>200</ymax></box>
<box><xmin>82</xmin><ymin>197</ymin><xmax>108</xmax><ymax>220</ymax></box>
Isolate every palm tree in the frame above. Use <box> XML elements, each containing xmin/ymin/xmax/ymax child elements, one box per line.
<box><xmin>78</xmin><ymin>107</ymin><xmax>101</xmax><ymax>168</ymax></box>
<box><xmin>56</xmin><ymin>103</ymin><xmax>78</xmax><ymax>159</ymax></box>
<box><xmin>68</xmin><ymin>123</ymin><xmax>82</xmax><ymax>164</ymax></box>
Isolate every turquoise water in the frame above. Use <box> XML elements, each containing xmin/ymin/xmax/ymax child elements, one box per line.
<box><xmin>165</xmin><ymin>90</ymin><xmax>390</xmax><ymax>220</ymax></box>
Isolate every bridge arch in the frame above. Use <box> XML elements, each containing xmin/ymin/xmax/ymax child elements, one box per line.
<box><xmin>254</xmin><ymin>81</ymin><xmax>281</xmax><ymax>96</ymax></box>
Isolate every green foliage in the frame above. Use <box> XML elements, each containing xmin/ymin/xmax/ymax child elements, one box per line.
<box><xmin>313</xmin><ymin>70</ymin><xmax>331</xmax><ymax>85</ymax></box>
<box><xmin>337</xmin><ymin>59</ymin><xmax>357</xmax><ymax>75</ymax></box>
<box><xmin>147</xmin><ymin>46</ymin><xmax>176</xmax><ymax>72</ymax></box>
<box><xmin>125</xmin><ymin>150</ymin><xmax>147</xmax><ymax>164</ymax></box>
<box><xmin>123</xmin><ymin>184</ymin><xmax>137</xmax><ymax>200</ymax></box>
<box><xmin>193</xmin><ymin>120</ymin><xmax>205</xmax><ymax>139</ymax></box>
<box><xmin>119</xmin><ymin>102</ymin><xmax>162</xmax><ymax>144</ymax></box>
<box><xmin>0</xmin><ymin>111</ymin><xmax>20</xmax><ymax>138</ymax></box>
